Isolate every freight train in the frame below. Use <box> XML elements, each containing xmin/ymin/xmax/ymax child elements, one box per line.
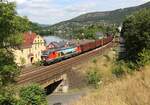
<box><xmin>41</xmin><ymin>36</ymin><xmax>113</xmax><ymax>65</ymax></box>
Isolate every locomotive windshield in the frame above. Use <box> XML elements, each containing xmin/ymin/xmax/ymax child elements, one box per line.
<box><xmin>42</xmin><ymin>50</ymin><xmax>49</xmax><ymax>56</ymax></box>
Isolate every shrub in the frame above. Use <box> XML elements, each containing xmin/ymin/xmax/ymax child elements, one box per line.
<box><xmin>121</xmin><ymin>9</ymin><xmax>150</xmax><ymax>62</ymax></box>
<box><xmin>92</xmin><ymin>58</ymin><xmax>97</xmax><ymax>64</ymax></box>
<box><xmin>19</xmin><ymin>84</ymin><xmax>47</xmax><ymax>105</ymax></box>
<box><xmin>138</xmin><ymin>49</ymin><xmax>150</xmax><ymax>67</ymax></box>
<box><xmin>0</xmin><ymin>88</ymin><xmax>17</xmax><ymax>105</ymax></box>
<box><xmin>87</xmin><ymin>69</ymin><xmax>101</xmax><ymax>88</ymax></box>
<box><xmin>125</xmin><ymin>61</ymin><xmax>137</xmax><ymax>74</ymax></box>
<box><xmin>127</xmin><ymin>61</ymin><xmax>137</xmax><ymax>70</ymax></box>
<box><xmin>112</xmin><ymin>62</ymin><xmax>125</xmax><ymax>78</ymax></box>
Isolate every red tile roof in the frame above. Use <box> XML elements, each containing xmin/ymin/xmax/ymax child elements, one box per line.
<box><xmin>22</xmin><ymin>32</ymin><xmax>37</xmax><ymax>48</ymax></box>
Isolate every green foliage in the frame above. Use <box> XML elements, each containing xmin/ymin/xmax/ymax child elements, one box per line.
<box><xmin>121</xmin><ymin>9</ymin><xmax>150</xmax><ymax>62</ymax></box>
<box><xmin>112</xmin><ymin>60</ymin><xmax>138</xmax><ymax>77</ymax></box>
<box><xmin>87</xmin><ymin>69</ymin><xmax>101</xmax><ymax>88</ymax></box>
<box><xmin>112</xmin><ymin>66</ymin><xmax>125</xmax><ymax>77</ymax></box>
<box><xmin>126</xmin><ymin>61</ymin><xmax>137</xmax><ymax>70</ymax></box>
<box><xmin>0</xmin><ymin>2</ymin><xmax>46</xmax><ymax>105</ymax></box>
<box><xmin>112</xmin><ymin>61</ymin><xmax>125</xmax><ymax>77</ymax></box>
<box><xmin>92</xmin><ymin>58</ymin><xmax>97</xmax><ymax>64</ymax></box>
<box><xmin>0</xmin><ymin>49</ymin><xmax>20</xmax><ymax>86</ymax></box>
<box><xmin>29</xmin><ymin>22</ymin><xmax>52</xmax><ymax>36</ymax></box>
<box><xmin>74</xmin><ymin>24</ymin><xmax>116</xmax><ymax>39</ymax></box>
<box><xmin>19</xmin><ymin>84</ymin><xmax>47</xmax><ymax>105</ymax></box>
<box><xmin>124</xmin><ymin>61</ymin><xmax>137</xmax><ymax>74</ymax></box>
<box><xmin>0</xmin><ymin>2</ymin><xmax>29</xmax><ymax>47</ymax></box>
<box><xmin>138</xmin><ymin>49</ymin><xmax>150</xmax><ymax>66</ymax></box>
<box><xmin>46</xmin><ymin>2</ymin><xmax>150</xmax><ymax>37</ymax></box>
<box><xmin>0</xmin><ymin>1</ymin><xmax>28</xmax><ymax>87</ymax></box>
<box><xmin>0</xmin><ymin>87</ymin><xmax>17</xmax><ymax>105</ymax></box>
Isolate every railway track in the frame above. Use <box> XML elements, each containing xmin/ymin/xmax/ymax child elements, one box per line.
<box><xmin>21</xmin><ymin>66</ymin><xmax>44</xmax><ymax>74</ymax></box>
<box><xmin>17</xmin><ymin>42</ymin><xmax>113</xmax><ymax>85</ymax></box>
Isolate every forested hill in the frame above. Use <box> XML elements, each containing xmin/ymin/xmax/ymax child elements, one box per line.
<box><xmin>31</xmin><ymin>2</ymin><xmax>150</xmax><ymax>36</ymax></box>
<box><xmin>68</xmin><ymin>2</ymin><xmax>150</xmax><ymax>24</ymax></box>
<box><xmin>53</xmin><ymin>2</ymin><xmax>150</xmax><ymax>26</ymax></box>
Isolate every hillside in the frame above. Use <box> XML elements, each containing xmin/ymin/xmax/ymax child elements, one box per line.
<box><xmin>67</xmin><ymin>47</ymin><xmax>150</xmax><ymax>105</ymax></box>
<box><xmin>29</xmin><ymin>22</ymin><xmax>51</xmax><ymax>35</ymax></box>
<box><xmin>71</xmin><ymin>65</ymin><xmax>150</xmax><ymax>105</ymax></box>
<box><xmin>47</xmin><ymin>2</ymin><xmax>150</xmax><ymax>36</ymax></box>
<box><xmin>32</xmin><ymin>2</ymin><xmax>150</xmax><ymax>36</ymax></box>
<box><xmin>69</xmin><ymin>1</ymin><xmax>150</xmax><ymax>24</ymax></box>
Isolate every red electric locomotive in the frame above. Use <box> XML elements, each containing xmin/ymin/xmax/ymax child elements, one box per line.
<box><xmin>41</xmin><ymin>35</ymin><xmax>113</xmax><ymax>65</ymax></box>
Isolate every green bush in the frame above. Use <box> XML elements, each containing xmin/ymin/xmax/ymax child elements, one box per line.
<box><xmin>126</xmin><ymin>62</ymin><xmax>137</xmax><ymax>74</ymax></box>
<box><xmin>19</xmin><ymin>84</ymin><xmax>47</xmax><ymax>105</ymax></box>
<box><xmin>92</xmin><ymin>58</ymin><xmax>97</xmax><ymax>64</ymax></box>
<box><xmin>121</xmin><ymin>9</ymin><xmax>150</xmax><ymax>62</ymax></box>
<box><xmin>87</xmin><ymin>69</ymin><xmax>101</xmax><ymax>88</ymax></box>
<box><xmin>138</xmin><ymin>49</ymin><xmax>150</xmax><ymax>67</ymax></box>
<box><xmin>112</xmin><ymin>63</ymin><xmax>125</xmax><ymax>78</ymax></box>
<box><xmin>0</xmin><ymin>88</ymin><xmax>17</xmax><ymax>105</ymax></box>
<box><xmin>127</xmin><ymin>61</ymin><xmax>137</xmax><ymax>70</ymax></box>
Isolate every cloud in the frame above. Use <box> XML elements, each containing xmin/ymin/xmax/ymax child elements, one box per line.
<box><xmin>16</xmin><ymin>0</ymin><xmax>66</xmax><ymax>24</ymax></box>
<box><xmin>65</xmin><ymin>1</ymin><xmax>98</xmax><ymax>13</ymax></box>
<box><xmin>8</xmin><ymin>0</ymin><xmax>27</xmax><ymax>4</ymax></box>
<box><xmin>12</xmin><ymin>0</ymin><xmax>149</xmax><ymax>24</ymax></box>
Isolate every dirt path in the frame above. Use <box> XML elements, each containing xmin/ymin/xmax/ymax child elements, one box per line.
<box><xmin>47</xmin><ymin>90</ymin><xmax>88</xmax><ymax>105</ymax></box>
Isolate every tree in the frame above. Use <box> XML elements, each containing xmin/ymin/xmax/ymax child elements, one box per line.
<box><xmin>19</xmin><ymin>84</ymin><xmax>47</xmax><ymax>105</ymax></box>
<box><xmin>138</xmin><ymin>49</ymin><xmax>150</xmax><ymax>66</ymax></box>
<box><xmin>0</xmin><ymin>2</ymin><xmax>29</xmax><ymax>48</ymax></box>
<box><xmin>0</xmin><ymin>2</ymin><xmax>47</xmax><ymax>105</ymax></box>
<box><xmin>0</xmin><ymin>1</ymin><xmax>29</xmax><ymax>86</ymax></box>
<box><xmin>0</xmin><ymin>87</ymin><xmax>17</xmax><ymax>105</ymax></box>
<box><xmin>0</xmin><ymin>1</ymin><xmax>29</xmax><ymax>104</ymax></box>
<box><xmin>121</xmin><ymin>9</ymin><xmax>150</xmax><ymax>62</ymax></box>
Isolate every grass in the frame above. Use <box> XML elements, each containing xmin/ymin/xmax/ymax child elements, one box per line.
<box><xmin>68</xmin><ymin>48</ymin><xmax>116</xmax><ymax>90</ymax></box>
<box><xmin>68</xmin><ymin>47</ymin><xmax>150</xmax><ymax>105</ymax></box>
<box><xmin>71</xmin><ymin>65</ymin><xmax>150</xmax><ymax>105</ymax></box>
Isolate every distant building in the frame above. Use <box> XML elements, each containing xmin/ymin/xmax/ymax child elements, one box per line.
<box><xmin>46</xmin><ymin>41</ymin><xmax>71</xmax><ymax>50</ymax></box>
<box><xmin>13</xmin><ymin>32</ymin><xmax>45</xmax><ymax>66</ymax></box>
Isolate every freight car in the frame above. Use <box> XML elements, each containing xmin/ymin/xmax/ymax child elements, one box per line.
<box><xmin>41</xmin><ymin>35</ymin><xmax>113</xmax><ymax>65</ymax></box>
<box><xmin>79</xmin><ymin>36</ymin><xmax>113</xmax><ymax>53</ymax></box>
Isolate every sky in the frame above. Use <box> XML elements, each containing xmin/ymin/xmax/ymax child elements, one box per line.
<box><xmin>9</xmin><ymin>0</ymin><xmax>150</xmax><ymax>25</ymax></box>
